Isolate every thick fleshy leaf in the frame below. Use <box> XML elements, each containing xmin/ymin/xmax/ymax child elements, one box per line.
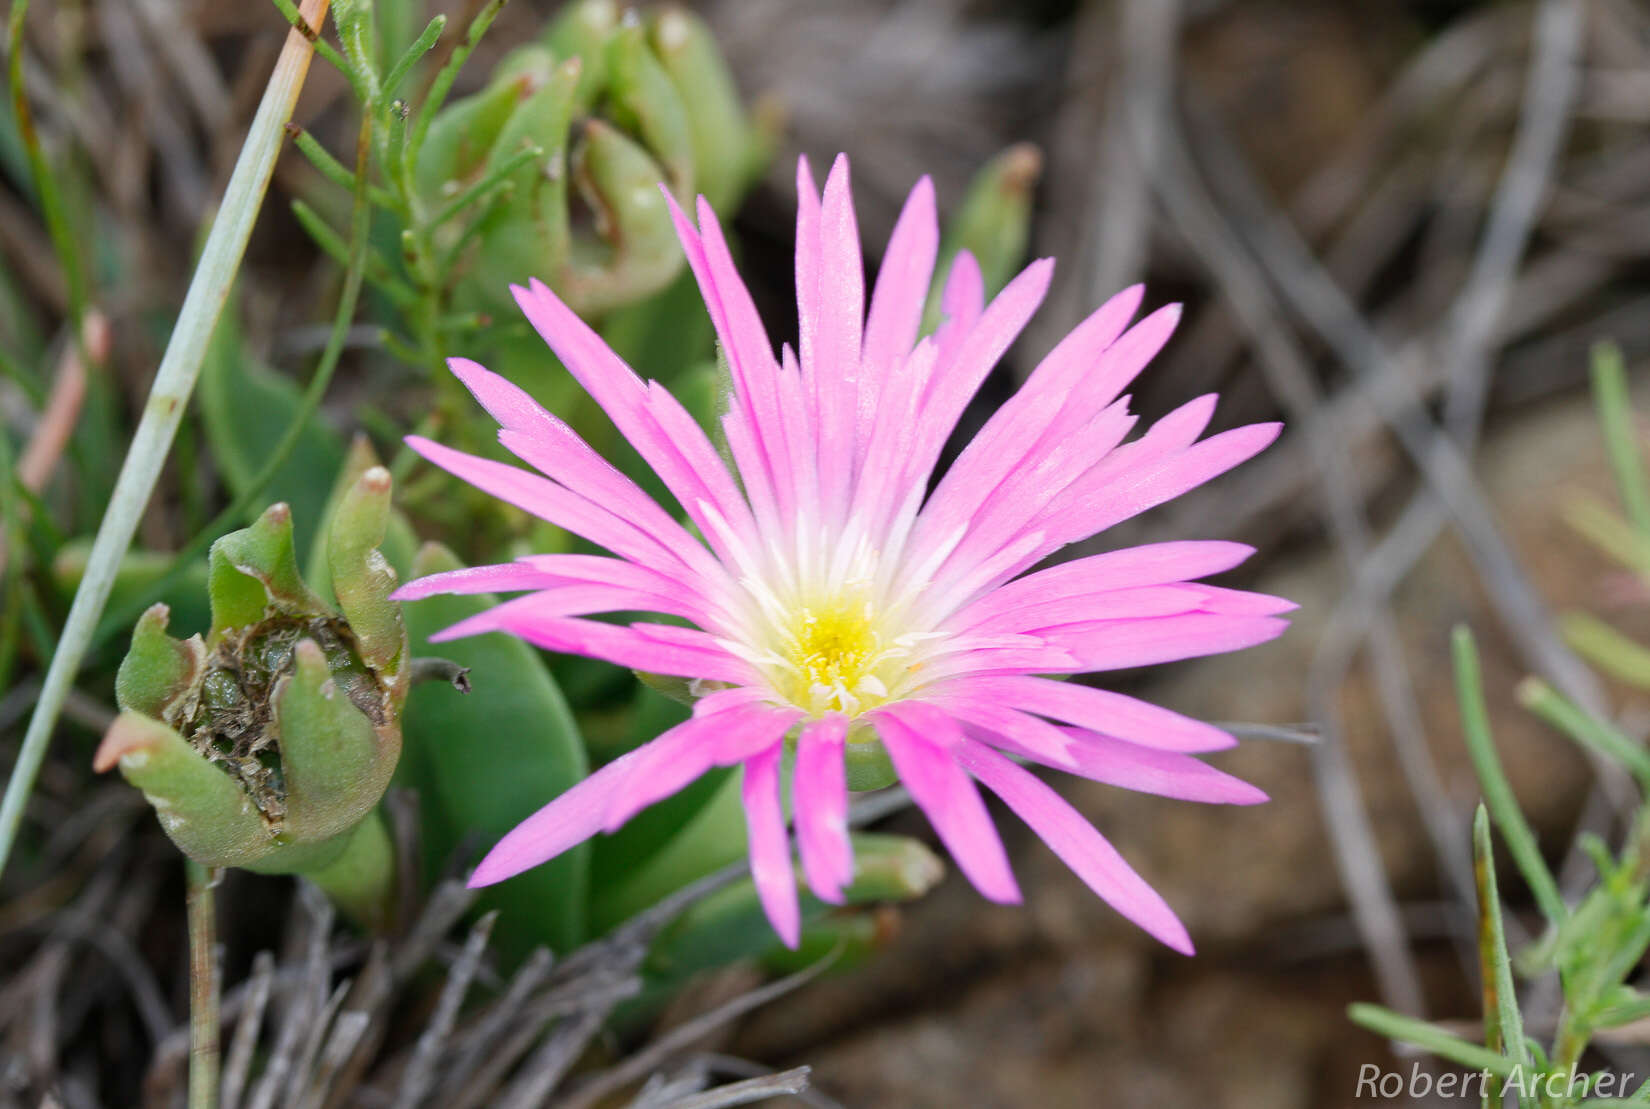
<box><xmin>403</xmin><ymin>542</ymin><xmax>590</xmax><ymax>954</ymax></box>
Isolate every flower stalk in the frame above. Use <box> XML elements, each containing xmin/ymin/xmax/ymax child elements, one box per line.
<box><xmin>185</xmin><ymin>860</ymin><xmax>219</xmax><ymax>1109</ymax></box>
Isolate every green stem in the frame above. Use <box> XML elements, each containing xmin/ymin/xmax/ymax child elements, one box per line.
<box><xmin>186</xmin><ymin>859</ymin><xmax>220</xmax><ymax>1109</ymax></box>
<box><xmin>0</xmin><ymin>0</ymin><xmax>333</xmax><ymax>881</ymax></box>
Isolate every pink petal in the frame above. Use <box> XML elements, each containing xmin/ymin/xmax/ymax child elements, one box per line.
<box><xmin>405</xmin><ymin>435</ymin><xmax>678</xmax><ymax>571</ymax></box>
<box><xmin>794</xmin><ymin>715</ymin><xmax>853</xmax><ymax>903</ymax></box>
<box><xmin>814</xmin><ymin>154</ymin><xmax>866</xmax><ymax>525</ymax></box>
<box><xmin>517</xmin><ymin>553</ymin><xmax>706</xmax><ymax>597</ymax></box>
<box><xmin>873</xmin><ymin>703</ymin><xmax>1021</xmax><ymax>904</ymax></box>
<box><xmin>920</xmin><ymin>696</ymin><xmax>1078</xmax><ymax>770</ymax></box>
<box><xmin>905</xmin><ymin>640</ymin><xmax>1080</xmax><ymax>685</ymax></box>
<box><xmin>862</xmin><ymin>176</ymin><xmax>938</xmax><ymax>383</ymax></box>
<box><xmin>468</xmin><ymin>744</ymin><xmax>639</xmax><ymax>887</ymax></box>
<box><xmin>1040</xmin><ymin>301</ymin><xmax>1179</xmax><ymax>444</ymax></box>
<box><xmin>468</xmin><ymin>704</ymin><xmax>797</xmax><ymax>890</ymax></box>
<box><xmin>1042</xmin><ymin>421</ymin><xmax>1283</xmax><ymax>549</ymax></box>
<box><xmin>948</xmin><ymin>582</ymin><xmax>1212</xmax><ymax>638</ymax></box>
<box><xmin>955</xmin><ymin>540</ymin><xmax>1256</xmax><ymax>628</ymax></box>
<box><xmin>933</xmin><ymin>249</ymin><xmax>984</xmax><ymax>360</ymax></box>
<box><xmin>1191</xmin><ymin>585</ymin><xmax>1299</xmax><ymax>616</ymax></box>
<box><xmin>431</xmin><ymin>605</ymin><xmax>754</xmax><ymax>684</ymax></box>
<box><xmin>510</xmin><ymin>278</ymin><xmax>647</xmax><ymax>427</ymax></box>
<box><xmin>605</xmin><ymin>705</ymin><xmax>799</xmax><ymax>830</ymax></box>
<box><xmin>1041</xmin><ymin>726</ymin><xmax>1267</xmax><ymax>805</ymax></box>
<box><xmin>743</xmin><ymin>743</ymin><xmax>801</xmax><ymax>948</ymax></box>
<box><xmin>510</xmin><ymin>281</ymin><xmax>759</xmax><ymax>553</ymax></box>
<box><xmin>794</xmin><ymin>154</ymin><xmax>824</xmax><ymax>383</ymax></box>
<box><xmin>955</xmin><ymin>739</ymin><xmax>1193</xmax><ymax>954</ymax></box>
<box><xmin>950</xmin><ymin>676</ymin><xmax>1237</xmax><ymax>753</ymax></box>
<box><xmin>425</xmin><ymin>580</ymin><xmax>701</xmax><ymax>629</ymax></box>
<box><xmin>1037</xmin><ymin>612</ymin><xmax>1290</xmax><ymax>671</ymax></box>
<box><xmin>391</xmin><ymin>560</ymin><xmax>559</xmax><ymax>602</ymax></box>
<box><xmin>494</xmin><ymin>427</ymin><xmax>721</xmax><ymax>581</ymax></box>
<box><xmin>920</xmin><ymin>292</ymin><xmax>1160</xmax><ymax>538</ymax></box>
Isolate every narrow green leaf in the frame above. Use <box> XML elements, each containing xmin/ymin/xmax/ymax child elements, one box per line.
<box><xmin>1561</xmin><ymin>611</ymin><xmax>1650</xmax><ymax>691</ymax></box>
<box><xmin>1474</xmin><ymin>805</ymin><xmax>1530</xmax><ymax>1078</ymax></box>
<box><xmin>1454</xmin><ymin>626</ymin><xmax>1565</xmax><ymax>924</ymax></box>
<box><xmin>1591</xmin><ymin>340</ymin><xmax>1650</xmax><ymax>538</ymax></box>
<box><xmin>1564</xmin><ymin>498</ymin><xmax>1650</xmax><ymax>580</ymax></box>
<box><xmin>1518</xmin><ymin>676</ymin><xmax>1650</xmax><ymax>794</ymax></box>
<box><xmin>1347</xmin><ymin>1003</ymin><xmax>1521</xmax><ymax>1078</ymax></box>
<box><xmin>406</xmin><ymin>0</ymin><xmax>506</xmax><ymax>172</ymax></box>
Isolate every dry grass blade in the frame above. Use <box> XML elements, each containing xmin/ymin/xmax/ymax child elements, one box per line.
<box><xmin>394</xmin><ymin>910</ymin><xmax>497</xmax><ymax>1108</ymax></box>
<box><xmin>645</xmin><ymin>1066</ymin><xmax>813</xmax><ymax>1109</ymax></box>
<box><xmin>221</xmin><ymin>950</ymin><xmax>275</xmax><ymax>1109</ymax></box>
<box><xmin>431</xmin><ymin>946</ymin><xmax>553</xmax><ymax>1106</ymax></box>
<box><xmin>281</xmin><ymin>979</ymin><xmax>351</xmax><ymax>1109</ymax></box>
<box><xmin>556</xmin><ymin>956</ymin><xmax>838</xmax><ymax>1109</ymax></box>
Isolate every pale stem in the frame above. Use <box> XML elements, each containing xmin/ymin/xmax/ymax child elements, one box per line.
<box><xmin>186</xmin><ymin>860</ymin><xmax>220</xmax><ymax>1109</ymax></box>
<box><xmin>0</xmin><ymin>0</ymin><xmax>333</xmax><ymax>878</ymax></box>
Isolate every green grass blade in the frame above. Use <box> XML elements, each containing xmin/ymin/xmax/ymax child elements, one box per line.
<box><xmin>1518</xmin><ymin>677</ymin><xmax>1650</xmax><ymax>794</ymax></box>
<box><xmin>1591</xmin><ymin>340</ymin><xmax>1650</xmax><ymax>538</ymax></box>
<box><xmin>1454</xmin><ymin>626</ymin><xmax>1566</xmax><ymax>924</ymax></box>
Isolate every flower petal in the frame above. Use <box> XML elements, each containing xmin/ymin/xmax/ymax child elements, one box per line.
<box><xmin>874</xmin><ymin>703</ymin><xmax>1020</xmax><ymax>904</ymax></box>
<box><xmin>1037</xmin><ymin>612</ymin><xmax>1289</xmax><ymax>671</ymax></box>
<box><xmin>391</xmin><ymin>560</ymin><xmax>558</xmax><ymax>602</ymax></box>
<box><xmin>743</xmin><ymin>743</ymin><xmax>801</xmax><ymax>948</ymax></box>
<box><xmin>862</xmin><ymin>175</ymin><xmax>938</xmax><ymax>385</ymax></box>
<box><xmin>952</xmin><ymin>540</ymin><xmax>1257</xmax><ymax>629</ymax></box>
<box><xmin>794</xmin><ymin>714</ymin><xmax>853</xmax><ymax>903</ymax></box>
<box><xmin>468</xmin><ymin>748</ymin><xmax>635</xmax><ymax>887</ymax></box>
<box><xmin>955</xmin><ymin>739</ymin><xmax>1193</xmax><ymax>954</ymax></box>
<box><xmin>949</xmin><ymin>676</ymin><xmax>1237</xmax><ymax>753</ymax></box>
<box><xmin>431</xmin><ymin>604</ymin><xmax>754</xmax><ymax>684</ymax></box>
<box><xmin>920</xmin><ymin>697</ymin><xmax>1077</xmax><ymax>770</ymax></box>
<box><xmin>605</xmin><ymin>704</ymin><xmax>799</xmax><ymax>830</ymax></box>
<box><xmin>405</xmin><ymin>435</ymin><xmax>680</xmax><ymax>571</ymax></box>
<box><xmin>1050</xmin><ymin>728</ymin><xmax>1268</xmax><ymax>804</ymax></box>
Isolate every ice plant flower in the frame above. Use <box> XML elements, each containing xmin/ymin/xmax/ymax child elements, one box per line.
<box><xmin>394</xmin><ymin>154</ymin><xmax>1292</xmax><ymax>954</ymax></box>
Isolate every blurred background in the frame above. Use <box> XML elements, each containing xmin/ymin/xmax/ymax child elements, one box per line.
<box><xmin>3</xmin><ymin>0</ymin><xmax>1649</xmax><ymax>1106</ymax></box>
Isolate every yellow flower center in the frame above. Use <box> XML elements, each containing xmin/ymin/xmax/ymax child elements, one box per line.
<box><xmin>793</xmin><ymin>602</ymin><xmax>877</xmax><ymax>690</ymax></box>
<box><xmin>764</xmin><ymin>593</ymin><xmax>906</xmax><ymax>716</ymax></box>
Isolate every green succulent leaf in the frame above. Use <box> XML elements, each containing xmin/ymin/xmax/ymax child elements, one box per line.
<box><xmin>399</xmin><ymin>541</ymin><xmax>590</xmax><ymax>957</ymax></box>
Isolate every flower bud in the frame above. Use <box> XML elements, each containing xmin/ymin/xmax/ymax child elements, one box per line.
<box><xmin>647</xmin><ymin>5</ymin><xmax>770</xmax><ymax>210</ymax></box>
<box><xmin>417</xmin><ymin>0</ymin><xmax>773</xmax><ymax>322</ymax></box>
<box><xmin>605</xmin><ymin>20</ymin><xmax>695</xmax><ymax>201</ymax></box>
<box><xmin>558</xmin><ymin>119</ymin><xmax>682</xmax><ymax>314</ymax></box>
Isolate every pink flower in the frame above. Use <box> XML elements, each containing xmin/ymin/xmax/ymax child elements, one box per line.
<box><xmin>394</xmin><ymin>154</ymin><xmax>1291</xmax><ymax>954</ymax></box>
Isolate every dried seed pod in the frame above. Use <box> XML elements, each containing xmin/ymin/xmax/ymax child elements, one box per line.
<box><xmin>97</xmin><ymin>470</ymin><xmax>409</xmax><ymax>927</ymax></box>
